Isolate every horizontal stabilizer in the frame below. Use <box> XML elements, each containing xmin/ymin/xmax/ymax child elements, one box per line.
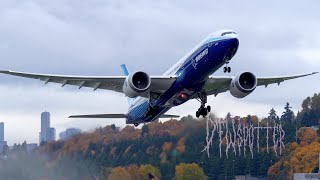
<box><xmin>160</xmin><ymin>114</ymin><xmax>180</xmax><ymax>118</ymax></box>
<box><xmin>69</xmin><ymin>114</ymin><xmax>127</xmax><ymax>118</ymax></box>
<box><xmin>69</xmin><ymin>114</ymin><xmax>179</xmax><ymax>119</ymax></box>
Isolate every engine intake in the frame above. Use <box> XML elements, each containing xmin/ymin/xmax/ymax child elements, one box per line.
<box><xmin>123</xmin><ymin>71</ymin><xmax>151</xmax><ymax>98</ymax></box>
<box><xmin>230</xmin><ymin>72</ymin><xmax>257</xmax><ymax>98</ymax></box>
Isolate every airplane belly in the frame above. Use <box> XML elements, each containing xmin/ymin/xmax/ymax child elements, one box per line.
<box><xmin>127</xmin><ymin>100</ymin><xmax>171</xmax><ymax>124</ymax></box>
<box><xmin>164</xmin><ymin>88</ymin><xmax>196</xmax><ymax>107</ymax></box>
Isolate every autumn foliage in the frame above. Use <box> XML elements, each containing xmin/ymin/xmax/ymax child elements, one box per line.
<box><xmin>268</xmin><ymin>128</ymin><xmax>320</xmax><ymax>179</ymax></box>
<box><xmin>36</xmin><ymin>93</ymin><xmax>320</xmax><ymax>179</ymax></box>
<box><xmin>174</xmin><ymin>163</ymin><xmax>207</xmax><ymax>180</ymax></box>
<box><xmin>297</xmin><ymin>127</ymin><xmax>318</xmax><ymax>145</ymax></box>
<box><xmin>107</xmin><ymin>164</ymin><xmax>161</xmax><ymax>180</ymax></box>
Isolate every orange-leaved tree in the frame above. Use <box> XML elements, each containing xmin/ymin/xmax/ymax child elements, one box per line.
<box><xmin>268</xmin><ymin>142</ymin><xmax>320</xmax><ymax>179</ymax></box>
<box><xmin>297</xmin><ymin>127</ymin><xmax>318</xmax><ymax>146</ymax></box>
<box><xmin>108</xmin><ymin>166</ymin><xmax>131</xmax><ymax>180</ymax></box>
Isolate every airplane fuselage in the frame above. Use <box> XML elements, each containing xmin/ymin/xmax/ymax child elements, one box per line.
<box><xmin>127</xmin><ymin>30</ymin><xmax>239</xmax><ymax>124</ymax></box>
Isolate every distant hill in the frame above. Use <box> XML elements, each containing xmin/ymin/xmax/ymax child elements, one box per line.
<box><xmin>7</xmin><ymin>92</ymin><xmax>319</xmax><ymax>179</ymax></box>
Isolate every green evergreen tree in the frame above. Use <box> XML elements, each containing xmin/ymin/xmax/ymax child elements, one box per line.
<box><xmin>268</xmin><ymin>108</ymin><xmax>279</xmax><ymax>121</ymax></box>
<box><xmin>299</xmin><ymin>93</ymin><xmax>320</xmax><ymax>127</ymax></box>
<box><xmin>281</xmin><ymin>102</ymin><xmax>295</xmax><ymax>124</ymax></box>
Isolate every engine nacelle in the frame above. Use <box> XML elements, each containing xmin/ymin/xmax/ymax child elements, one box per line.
<box><xmin>230</xmin><ymin>72</ymin><xmax>257</xmax><ymax>98</ymax></box>
<box><xmin>123</xmin><ymin>71</ymin><xmax>151</xmax><ymax>98</ymax></box>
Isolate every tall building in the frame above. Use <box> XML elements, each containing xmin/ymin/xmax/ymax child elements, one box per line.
<box><xmin>0</xmin><ymin>122</ymin><xmax>6</xmax><ymax>152</ymax></box>
<box><xmin>40</xmin><ymin>111</ymin><xmax>50</xmax><ymax>142</ymax></box>
<box><xmin>0</xmin><ymin>122</ymin><xmax>4</xmax><ymax>142</ymax></box>
<box><xmin>39</xmin><ymin>111</ymin><xmax>56</xmax><ymax>144</ymax></box>
<box><xmin>46</xmin><ymin>128</ymin><xmax>56</xmax><ymax>142</ymax></box>
<box><xmin>59</xmin><ymin>128</ymin><xmax>81</xmax><ymax>140</ymax></box>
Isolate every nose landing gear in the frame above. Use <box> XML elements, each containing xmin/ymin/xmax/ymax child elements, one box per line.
<box><xmin>223</xmin><ymin>66</ymin><xmax>231</xmax><ymax>73</ymax></box>
<box><xmin>196</xmin><ymin>91</ymin><xmax>211</xmax><ymax>118</ymax></box>
<box><xmin>223</xmin><ymin>47</ymin><xmax>236</xmax><ymax>73</ymax></box>
<box><xmin>223</xmin><ymin>60</ymin><xmax>231</xmax><ymax>73</ymax></box>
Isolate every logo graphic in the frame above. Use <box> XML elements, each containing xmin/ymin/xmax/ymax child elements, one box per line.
<box><xmin>203</xmin><ymin>116</ymin><xmax>285</xmax><ymax>158</ymax></box>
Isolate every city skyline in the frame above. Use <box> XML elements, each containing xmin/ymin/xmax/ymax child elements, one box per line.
<box><xmin>0</xmin><ymin>111</ymin><xmax>86</xmax><ymax>146</ymax></box>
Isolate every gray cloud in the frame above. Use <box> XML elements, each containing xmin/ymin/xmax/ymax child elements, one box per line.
<box><xmin>0</xmin><ymin>0</ymin><xmax>319</xmax><ymax>144</ymax></box>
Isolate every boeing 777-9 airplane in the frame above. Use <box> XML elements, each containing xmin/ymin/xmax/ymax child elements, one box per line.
<box><xmin>0</xmin><ymin>29</ymin><xmax>317</xmax><ymax>126</ymax></box>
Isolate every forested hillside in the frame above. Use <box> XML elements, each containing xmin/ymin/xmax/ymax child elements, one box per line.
<box><xmin>2</xmin><ymin>93</ymin><xmax>320</xmax><ymax>180</ymax></box>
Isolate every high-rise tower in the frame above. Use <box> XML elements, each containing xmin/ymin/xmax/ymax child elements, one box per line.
<box><xmin>39</xmin><ymin>111</ymin><xmax>55</xmax><ymax>144</ymax></box>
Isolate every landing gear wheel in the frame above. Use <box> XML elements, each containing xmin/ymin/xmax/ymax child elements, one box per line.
<box><xmin>223</xmin><ymin>55</ymin><xmax>231</xmax><ymax>73</ymax></box>
<box><xmin>196</xmin><ymin>111</ymin><xmax>200</xmax><ymax>118</ymax></box>
<box><xmin>202</xmin><ymin>108</ymin><xmax>208</xmax><ymax>118</ymax></box>
<box><xmin>145</xmin><ymin>106</ymin><xmax>157</xmax><ymax>117</ymax></box>
<box><xmin>207</xmin><ymin>105</ymin><xmax>211</xmax><ymax>112</ymax></box>
<box><xmin>195</xmin><ymin>91</ymin><xmax>211</xmax><ymax>118</ymax></box>
<box><xmin>134</xmin><ymin>123</ymin><xmax>139</xmax><ymax>127</ymax></box>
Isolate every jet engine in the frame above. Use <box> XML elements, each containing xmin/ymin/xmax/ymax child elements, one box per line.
<box><xmin>123</xmin><ymin>71</ymin><xmax>151</xmax><ymax>98</ymax></box>
<box><xmin>230</xmin><ymin>72</ymin><xmax>257</xmax><ymax>98</ymax></box>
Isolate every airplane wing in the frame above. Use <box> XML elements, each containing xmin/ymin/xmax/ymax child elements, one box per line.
<box><xmin>204</xmin><ymin>72</ymin><xmax>318</xmax><ymax>96</ymax></box>
<box><xmin>0</xmin><ymin>70</ymin><xmax>176</xmax><ymax>93</ymax></box>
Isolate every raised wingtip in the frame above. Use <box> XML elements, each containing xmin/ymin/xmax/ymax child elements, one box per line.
<box><xmin>0</xmin><ymin>70</ymin><xmax>11</xmax><ymax>73</ymax></box>
<box><xmin>312</xmin><ymin>72</ymin><xmax>319</xmax><ymax>74</ymax></box>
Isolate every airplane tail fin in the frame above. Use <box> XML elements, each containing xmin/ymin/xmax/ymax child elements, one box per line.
<box><xmin>121</xmin><ymin>64</ymin><xmax>136</xmax><ymax>106</ymax></box>
<box><xmin>121</xmin><ymin>64</ymin><xmax>129</xmax><ymax>76</ymax></box>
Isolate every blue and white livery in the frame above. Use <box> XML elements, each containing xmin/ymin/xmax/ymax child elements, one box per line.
<box><xmin>0</xmin><ymin>29</ymin><xmax>317</xmax><ymax>126</ymax></box>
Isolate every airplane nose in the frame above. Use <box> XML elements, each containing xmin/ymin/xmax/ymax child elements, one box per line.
<box><xmin>225</xmin><ymin>38</ymin><xmax>239</xmax><ymax>48</ymax></box>
<box><xmin>223</xmin><ymin>38</ymin><xmax>239</xmax><ymax>59</ymax></box>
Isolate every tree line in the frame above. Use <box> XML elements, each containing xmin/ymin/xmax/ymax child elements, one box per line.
<box><xmin>2</xmin><ymin>92</ymin><xmax>320</xmax><ymax>179</ymax></box>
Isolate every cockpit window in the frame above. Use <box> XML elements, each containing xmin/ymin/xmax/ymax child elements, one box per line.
<box><xmin>221</xmin><ymin>31</ymin><xmax>236</xmax><ymax>36</ymax></box>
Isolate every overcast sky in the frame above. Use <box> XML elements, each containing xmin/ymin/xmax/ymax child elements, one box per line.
<box><xmin>0</xmin><ymin>0</ymin><xmax>319</xmax><ymax>145</ymax></box>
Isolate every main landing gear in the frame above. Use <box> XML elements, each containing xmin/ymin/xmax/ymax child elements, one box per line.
<box><xmin>134</xmin><ymin>123</ymin><xmax>139</xmax><ymax>127</ymax></box>
<box><xmin>144</xmin><ymin>92</ymin><xmax>160</xmax><ymax>118</ymax></box>
<box><xmin>145</xmin><ymin>106</ymin><xmax>156</xmax><ymax>117</ymax></box>
<box><xmin>196</xmin><ymin>91</ymin><xmax>211</xmax><ymax>118</ymax></box>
